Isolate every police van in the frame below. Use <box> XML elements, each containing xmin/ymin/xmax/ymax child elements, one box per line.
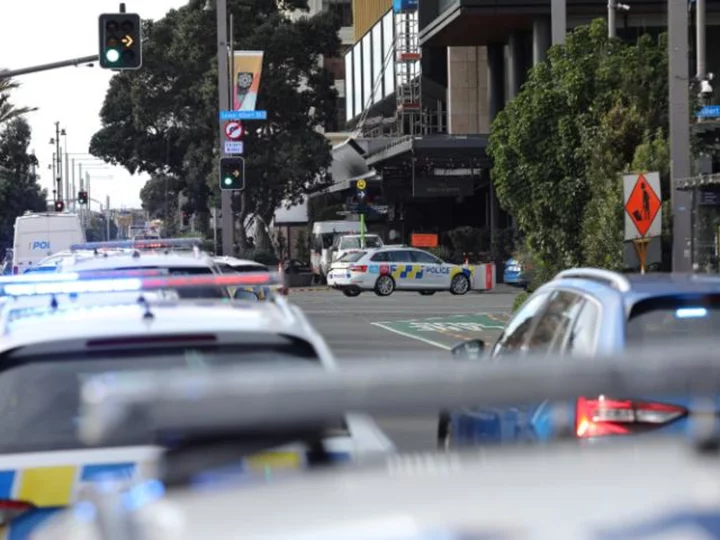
<box><xmin>12</xmin><ymin>213</ymin><xmax>85</xmax><ymax>274</ymax></box>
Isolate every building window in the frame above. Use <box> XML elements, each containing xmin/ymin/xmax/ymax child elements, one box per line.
<box><xmin>323</xmin><ymin>0</ymin><xmax>353</xmax><ymax>28</ymax></box>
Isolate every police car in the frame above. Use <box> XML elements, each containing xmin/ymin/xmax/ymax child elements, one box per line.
<box><xmin>326</xmin><ymin>246</ymin><xmax>474</xmax><ymax>297</ymax></box>
<box><xmin>34</xmin><ymin>350</ymin><xmax>720</xmax><ymax>539</ymax></box>
<box><xmin>0</xmin><ymin>272</ymin><xmax>394</xmax><ymax>536</ymax></box>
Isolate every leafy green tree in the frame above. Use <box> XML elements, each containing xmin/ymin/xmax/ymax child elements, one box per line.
<box><xmin>0</xmin><ymin>117</ymin><xmax>48</xmax><ymax>247</ymax></box>
<box><xmin>0</xmin><ymin>77</ymin><xmax>37</xmax><ymax>126</ymax></box>
<box><xmin>488</xmin><ymin>19</ymin><xmax>669</xmax><ymax>282</ymax></box>
<box><xmin>90</xmin><ymin>0</ymin><xmax>339</xmax><ymax>251</ymax></box>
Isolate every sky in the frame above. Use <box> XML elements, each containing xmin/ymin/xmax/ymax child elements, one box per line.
<box><xmin>2</xmin><ymin>0</ymin><xmax>188</xmax><ymax>211</ymax></box>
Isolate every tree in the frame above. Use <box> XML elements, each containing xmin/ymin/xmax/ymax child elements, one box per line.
<box><xmin>0</xmin><ymin>117</ymin><xmax>48</xmax><ymax>248</ymax></box>
<box><xmin>0</xmin><ymin>76</ymin><xmax>37</xmax><ymax>126</ymax></box>
<box><xmin>488</xmin><ymin>19</ymin><xmax>669</xmax><ymax>283</ymax></box>
<box><xmin>90</xmin><ymin>0</ymin><xmax>339</xmax><ymax>250</ymax></box>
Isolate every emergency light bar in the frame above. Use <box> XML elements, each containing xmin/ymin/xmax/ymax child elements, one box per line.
<box><xmin>0</xmin><ymin>268</ymin><xmax>169</xmax><ymax>286</ymax></box>
<box><xmin>78</xmin><ymin>338</ymin><xmax>720</xmax><ymax>445</ymax></box>
<box><xmin>70</xmin><ymin>238</ymin><xmax>203</xmax><ymax>251</ymax></box>
<box><xmin>1</xmin><ymin>272</ymin><xmax>281</xmax><ymax>298</ymax></box>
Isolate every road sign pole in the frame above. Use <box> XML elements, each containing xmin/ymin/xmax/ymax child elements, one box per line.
<box><xmin>216</xmin><ymin>0</ymin><xmax>234</xmax><ymax>257</ymax></box>
<box><xmin>633</xmin><ymin>238</ymin><xmax>650</xmax><ymax>274</ymax></box>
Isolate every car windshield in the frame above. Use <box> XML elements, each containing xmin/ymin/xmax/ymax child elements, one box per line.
<box><xmin>339</xmin><ymin>236</ymin><xmax>381</xmax><ymax>250</ymax></box>
<box><xmin>627</xmin><ymin>296</ymin><xmax>720</xmax><ymax>345</ymax></box>
<box><xmin>0</xmin><ymin>338</ymin><xmax>320</xmax><ymax>454</ymax></box>
<box><xmin>337</xmin><ymin>251</ymin><xmax>366</xmax><ymax>263</ymax></box>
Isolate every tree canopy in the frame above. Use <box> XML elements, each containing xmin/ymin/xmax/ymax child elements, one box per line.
<box><xmin>0</xmin><ymin>76</ymin><xmax>37</xmax><ymax>126</ymax></box>
<box><xmin>90</xmin><ymin>0</ymin><xmax>340</xmax><ymax>247</ymax></box>
<box><xmin>488</xmin><ymin>19</ymin><xmax>670</xmax><ymax>283</ymax></box>
<box><xmin>0</xmin><ymin>117</ymin><xmax>49</xmax><ymax>249</ymax></box>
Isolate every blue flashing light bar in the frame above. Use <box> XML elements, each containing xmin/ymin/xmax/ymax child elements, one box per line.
<box><xmin>0</xmin><ymin>269</ymin><xmax>169</xmax><ymax>286</ymax></box>
<box><xmin>70</xmin><ymin>238</ymin><xmax>203</xmax><ymax>252</ymax></box>
<box><xmin>0</xmin><ymin>272</ymin><xmax>281</xmax><ymax>298</ymax></box>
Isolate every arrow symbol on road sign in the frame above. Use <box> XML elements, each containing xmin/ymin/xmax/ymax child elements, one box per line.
<box><xmin>121</xmin><ymin>35</ymin><xmax>134</xmax><ymax>47</ymax></box>
<box><xmin>232</xmin><ymin>169</ymin><xmax>240</xmax><ymax>177</ymax></box>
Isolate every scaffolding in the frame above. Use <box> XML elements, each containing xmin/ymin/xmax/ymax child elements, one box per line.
<box><xmin>394</xmin><ymin>4</ymin><xmax>422</xmax><ymax>136</ymax></box>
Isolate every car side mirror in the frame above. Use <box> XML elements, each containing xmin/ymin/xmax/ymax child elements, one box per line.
<box><xmin>451</xmin><ymin>339</ymin><xmax>486</xmax><ymax>360</ymax></box>
<box><xmin>233</xmin><ymin>289</ymin><xmax>260</xmax><ymax>301</ymax></box>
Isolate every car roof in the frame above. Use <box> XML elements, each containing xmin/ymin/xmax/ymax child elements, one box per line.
<box><xmin>143</xmin><ymin>438</ymin><xmax>714</xmax><ymax>539</ymax></box>
<box><xmin>549</xmin><ymin>270</ymin><xmax>720</xmax><ymax>306</ymax></box>
<box><xmin>60</xmin><ymin>253</ymin><xmax>215</xmax><ymax>272</ymax></box>
<box><xmin>0</xmin><ymin>300</ymin><xmax>310</xmax><ymax>355</ymax></box>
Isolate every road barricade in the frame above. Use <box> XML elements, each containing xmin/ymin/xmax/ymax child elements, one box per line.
<box><xmin>471</xmin><ymin>263</ymin><xmax>496</xmax><ymax>291</ymax></box>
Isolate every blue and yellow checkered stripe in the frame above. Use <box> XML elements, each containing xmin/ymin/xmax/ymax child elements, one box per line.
<box><xmin>0</xmin><ymin>449</ymin><xmax>352</xmax><ymax>538</ymax></box>
<box><xmin>0</xmin><ymin>462</ymin><xmax>141</xmax><ymax>540</ymax></box>
<box><xmin>390</xmin><ymin>264</ymin><xmax>424</xmax><ymax>280</ymax></box>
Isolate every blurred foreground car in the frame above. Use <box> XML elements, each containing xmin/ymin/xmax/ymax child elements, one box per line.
<box><xmin>33</xmin><ymin>353</ymin><xmax>720</xmax><ymax>539</ymax></box>
<box><xmin>440</xmin><ymin>268</ymin><xmax>720</xmax><ymax>447</ymax></box>
<box><xmin>327</xmin><ymin>246</ymin><xmax>473</xmax><ymax>297</ymax></box>
<box><xmin>0</xmin><ymin>272</ymin><xmax>392</xmax><ymax>536</ymax></box>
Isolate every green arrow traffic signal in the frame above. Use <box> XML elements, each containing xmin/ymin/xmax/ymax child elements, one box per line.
<box><xmin>99</xmin><ymin>13</ymin><xmax>142</xmax><ymax>70</ymax></box>
<box><xmin>219</xmin><ymin>157</ymin><xmax>245</xmax><ymax>191</ymax></box>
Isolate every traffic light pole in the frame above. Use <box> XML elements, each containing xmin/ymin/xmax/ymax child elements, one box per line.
<box><xmin>0</xmin><ymin>55</ymin><xmax>99</xmax><ymax>80</ymax></box>
<box><xmin>216</xmin><ymin>0</ymin><xmax>234</xmax><ymax>256</ymax></box>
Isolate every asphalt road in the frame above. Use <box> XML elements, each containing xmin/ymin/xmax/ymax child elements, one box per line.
<box><xmin>290</xmin><ymin>286</ymin><xmax>519</xmax><ymax>452</ymax></box>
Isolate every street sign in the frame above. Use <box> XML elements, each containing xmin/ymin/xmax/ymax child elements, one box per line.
<box><xmin>623</xmin><ymin>172</ymin><xmax>662</xmax><ymax>240</ymax></box>
<box><xmin>224</xmin><ymin>121</ymin><xmax>244</xmax><ymax>140</ymax></box>
<box><xmin>356</xmin><ymin>179</ymin><xmax>367</xmax><ymax>190</ymax></box>
<box><xmin>224</xmin><ymin>141</ymin><xmax>244</xmax><ymax>155</ymax></box>
<box><xmin>220</xmin><ymin>110</ymin><xmax>267</xmax><ymax>121</ymax></box>
<box><xmin>357</xmin><ymin>190</ymin><xmax>366</xmax><ymax>200</ymax></box>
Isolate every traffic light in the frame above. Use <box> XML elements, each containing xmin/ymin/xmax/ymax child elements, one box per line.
<box><xmin>54</xmin><ymin>200</ymin><xmax>65</xmax><ymax>213</ymax></box>
<box><xmin>78</xmin><ymin>190</ymin><xmax>88</xmax><ymax>205</ymax></box>
<box><xmin>99</xmin><ymin>13</ymin><xmax>142</xmax><ymax>70</ymax></box>
<box><xmin>219</xmin><ymin>157</ymin><xmax>245</xmax><ymax>191</ymax></box>
<box><xmin>354</xmin><ymin>178</ymin><xmax>367</xmax><ymax>202</ymax></box>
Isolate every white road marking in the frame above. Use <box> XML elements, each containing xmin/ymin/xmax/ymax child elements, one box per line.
<box><xmin>370</xmin><ymin>322</ymin><xmax>453</xmax><ymax>350</ymax></box>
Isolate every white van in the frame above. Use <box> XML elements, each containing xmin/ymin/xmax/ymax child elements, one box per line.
<box><xmin>12</xmin><ymin>213</ymin><xmax>85</xmax><ymax>274</ymax></box>
<box><xmin>310</xmin><ymin>220</ymin><xmax>364</xmax><ymax>283</ymax></box>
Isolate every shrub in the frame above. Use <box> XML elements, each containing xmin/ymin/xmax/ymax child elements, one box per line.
<box><xmin>512</xmin><ymin>291</ymin><xmax>530</xmax><ymax>313</ymax></box>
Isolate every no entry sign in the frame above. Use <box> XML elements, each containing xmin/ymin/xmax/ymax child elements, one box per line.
<box><xmin>224</xmin><ymin>121</ymin><xmax>245</xmax><ymax>141</ymax></box>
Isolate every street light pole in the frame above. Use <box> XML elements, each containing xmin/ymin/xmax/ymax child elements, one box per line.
<box><xmin>216</xmin><ymin>0</ymin><xmax>234</xmax><ymax>256</ymax></box>
<box><xmin>608</xmin><ymin>0</ymin><xmax>617</xmax><ymax>38</ymax></box>
<box><xmin>668</xmin><ymin>0</ymin><xmax>692</xmax><ymax>272</ymax></box>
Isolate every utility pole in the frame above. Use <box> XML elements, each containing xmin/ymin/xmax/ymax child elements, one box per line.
<box><xmin>696</xmin><ymin>0</ymin><xmax>706</xmax><ymax>80</ymax></box>
<box><xmin>216</xmin><ymin>0</ymin><xmax>234</xmax><ymax>257</ymax></box>
<box><xmin>551</xmin><ymin>0</ymin><xmax>566</xmax><ymax>45</ymax></box>
<box><xmin>106</xmin><ymin>195</ymin><xmax>111</xmax><ymax>241</ymax></box>
<box><xmin>668</xmin><ymin>0</ymin><xmax>692</xmax><ymax>272</ymax></box>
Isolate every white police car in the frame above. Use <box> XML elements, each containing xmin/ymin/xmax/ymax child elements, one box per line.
<box><xmin>327</xmin><ymin>246</ymin><xmax>474</xmax><ymax>297</ymax></box>
<box><xmin>0</xmin><ymin>271</ymin><xmax>394</xmax><ymax>537</ymax></box>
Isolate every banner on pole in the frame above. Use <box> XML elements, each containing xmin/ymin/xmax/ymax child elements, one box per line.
<box><xmin>232</xmin><ymin>51</ymin><xmax>264</xmax><ymax>111</ymax></box>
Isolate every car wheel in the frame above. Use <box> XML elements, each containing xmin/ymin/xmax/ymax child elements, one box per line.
<box><xmin>342</xmin><ymin>289</ymin><xmax>361</xmax><ymax>297</ymax></box>
<box><xmin>374</xmin><ymin>275</ymin><xmax>395</xmax><ymax>296</ymax></box>
<box><xmin>419</xmin><ymin>290</ymin><xmax>436</xmax><ymax>296</ymax></box>
<box><xmin>437</xmin><ymin>411</ymin><xmax>452</xmax><ymax>451</ymax></box>
<box><xmin>450</xmin><ymin>273</ymin><xmax>470</xmax><ymax>295</ymax></box>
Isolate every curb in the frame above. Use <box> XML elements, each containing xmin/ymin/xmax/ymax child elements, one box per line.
<box><xmin>287</xmin><ymin>287</ymin><xmax>333</xmax><ymax>293</ymax></box>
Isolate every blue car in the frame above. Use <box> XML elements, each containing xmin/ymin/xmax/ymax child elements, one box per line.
<box><xmin>503</xmin><ymin>257</ymin><xmax>526</xmax><ymax>287</ymax></box>
<box><xmin>439</xmin><ymin>268</ymin><xmax>720</xmax><ymax>448</ymax></box>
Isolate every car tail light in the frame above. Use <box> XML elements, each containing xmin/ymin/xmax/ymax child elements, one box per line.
<box><xmin>349</xmin><ymin>265</ymin><xmax>367</xmax><ymax>273</ymax></box>
<box><xmin>575</xmin><ymin>396</ymin><xmax>687</xmax><ymax>438</ymax></box>
<box><xmin>0</xmin><ymin>499</ymin><xmax>34</xmax><ymax>526</ymax></box>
